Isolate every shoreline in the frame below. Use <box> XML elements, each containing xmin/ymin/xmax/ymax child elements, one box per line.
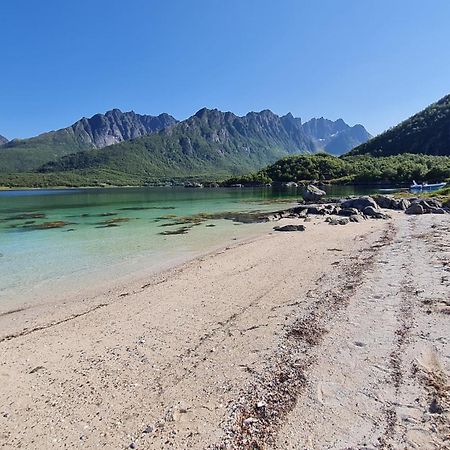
<box><xmin>0</xmin><ymin>220</ymin><xmax>279</xmax><ymax>339</ymax></box>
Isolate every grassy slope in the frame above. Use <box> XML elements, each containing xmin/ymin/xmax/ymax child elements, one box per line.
<box><xmin>0</xmin><ymin>128</ymin><xmax>93</xmax><ymax>173</ymax></box>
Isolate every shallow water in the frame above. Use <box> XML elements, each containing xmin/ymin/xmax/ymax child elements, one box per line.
<box><xmin>0</xmin><ymin>185</ymin><xmax>384</xmax><ymax>310</ymax></box>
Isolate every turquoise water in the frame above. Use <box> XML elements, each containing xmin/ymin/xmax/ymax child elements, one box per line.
<box><xmin>0</xmin><ymin>186</ymin><xmax>381</xmax><ymax>310</ymax></box>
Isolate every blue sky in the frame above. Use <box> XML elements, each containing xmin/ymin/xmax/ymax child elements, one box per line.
<box><xmin>1</xmin><ymin>0</ymin><xmax>449</xmax><ymax>139</ymax></box>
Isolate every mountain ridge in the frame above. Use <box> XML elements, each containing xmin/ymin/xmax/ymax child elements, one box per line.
<box><xmin>38</xmin><ymin>108</ymin><xmax>371</xmax><ymax>182</ymax></box>
<box><xmin>0</xmin><ymin>134</ymin><xmax>8</xmax><ymax>145</ymax></box>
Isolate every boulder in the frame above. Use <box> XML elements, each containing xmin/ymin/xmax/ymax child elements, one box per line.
<box><xmin>363</xmin><ymin>206</ymin><xmax>389</xmax><ymax>219</ymax></box>
<box><xmin>374</xmin><ymin>195</ymin><xmax>395</xmax><ymax>209</ymax></box>
<box><xmin>405</xmin><ymin>203</ymin><xmax>424</xmax><ymax>215</ymax></box>
<box><xmin>340</xmin><ymin>196</ymin><xmax>378</xmax><ymax>212</ymax></box>
<box><xmin>374</xmin><ymin>195</ymin><xmax>411</xmax><ymax>211</ymax></box>
<box><xmin>273</xmin><ymin>224</ymin><xmax>306</xmax><ymax>232</ymax></box>
<box><xmin>303</xmin><ymin>185</ymin><xmax>326</xmax><ymax>202</ymax></box>
<box><xmin>338</xmin><ymin>207</ymin><xmax>360</xmax><ymax>217</ymax></box>
<box><xmin>306</xmin><ymin>206</ymin><xmax>327</xmax><ymax>215</ymax></box>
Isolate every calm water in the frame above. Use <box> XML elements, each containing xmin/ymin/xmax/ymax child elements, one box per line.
<box><xmin>0</xmin><ymin>185</ymin><xmax>383</xmax><ymax>310</ymax></box>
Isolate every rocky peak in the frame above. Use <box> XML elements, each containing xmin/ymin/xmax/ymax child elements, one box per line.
<box><xmin>71</xmin><ymin>109</ymin><xmax>177</xmax><ymax>148</ymax></box>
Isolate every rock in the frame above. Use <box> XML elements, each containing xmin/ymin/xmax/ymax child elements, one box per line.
<box><xmin>303</xmin><ymin>184</ymin><xmax>326</xmax><ymax>202</ymax></box>
<box><xmin>326</xmin><ymin>217</ymin><xmax>349</xmax><ymax>225</ymax></box>
<box><xmin>243</xmin><ymin>417</ymin><xmax>259</xmax><ymax>426</ymax></box>
<box><xmin>143</xmin><ymin>425</ymin><xmax>154</xmax><ymax>434</ymax></box>
<box><xmin>184</xmin><ymin>182</ymin><xmax>203</xmax><ymax>188</ymax></box>
<box><xmin>423</xmin><ymin>198</ymin><xmax>443</xmax><ymax>208</ymax></box>
<box><xmin>338</xmin><ymin>207</ymin><xmax>360</xmax><ymax>217</ymax></box>
<box><xmin>273</xmin><ymin>225</ymin><xmax>306</xmax><ymax>232</ymax></box>
<box><xmin>349</xmin><ymin>215</ymin><xmax>361</xmax><ymax>222</ymax></box>
<box><xmin>374</xmin><ymin>195</ymin><xmax>395</xmax><ymax>209</ymax></box>
<box><xmin>282</xmin><ymin>181</ymin><xmax>298</xmax><ymax>188</ymax></box>
<box><xmin>256</xmin><ymin>401</ymin><xmax>267</xmax><ymax>409</ymax></box>
<box><xmin>405</xmin><ymin>203</ymin><xmax>424</xmax><ymax>215</ymax></box>
<box><xmin>363</xmin><ymin>206</ymin><xmax>389</xmax><ymax>219</ymax></box>
<box><xmin>340</xmin><ymin>196</ymin><xmax>378</xmax><ymax>212</ymax></box>
<box><xmin>306</xmin><ymin>206</ymin><xmax>327</xmax><ymax>215</ymax></box>
<box><xmin>374</xmin><ymin>195</ymin><xmax>411</xmax><ymax>211</ymax></box>
<box><xmin>429</xmin><ymin>207</ymin><xmax>446</xmax><ymax>214</ymax></box>
<box><xmin>395</xmin><ymin>198</ymin><xmax>411</xmax><ymax>210</ymax></box>
<box><xmin>429</xmin><ymin>399</ymin><xmax>444</xmax><ymax>414</ymax></box>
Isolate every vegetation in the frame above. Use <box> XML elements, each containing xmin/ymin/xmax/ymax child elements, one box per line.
<box><xmin>224</xmin><ymin>153</ymin><xmax>450</xmax><ymax>186</ymax></box>
<box><xmin>349</xmin><ymin>94</ymin><xmax>450</xmax><ymax>156</ymax></box>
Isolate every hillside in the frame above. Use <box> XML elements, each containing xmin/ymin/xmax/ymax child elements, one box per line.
<box><xmin>349</xmin><ymin>94</ymin><xmax>450</xmax><ymax>156</ymax></box>
<box><xmin>38</xmin><ymin>108</ymin><xmax>319</xmax><ymax>179</ymax></box>
<box><xmin>0</xmin><ymin>110</ymin><xmax>177</xmax><ymax>172</ymax></box>
<box><xmin>0</xmin><ymin>134</ymin><xmax>8</xmax><ymax>145</ymax></box>
<box><xmin>224</xmin><ymin>153</ymin><xmax>450</xmax><ymax>187</ymax></box>
<box><xmin>302</xmin><ymin>118</ymin><xmax>372</xmax><ymax>155</ymax></box>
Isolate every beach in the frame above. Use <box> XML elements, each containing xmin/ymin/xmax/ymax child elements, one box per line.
<box><xmin>0</xmin><ymin>213</ymin><xmax>449</xmax><ymax>449</ymax></box>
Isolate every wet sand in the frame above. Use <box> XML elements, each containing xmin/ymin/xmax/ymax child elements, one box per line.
<box><xmin>0</xmin><ymin>214</ymin><xmax>449</xmax><ymax>449</ymax></box>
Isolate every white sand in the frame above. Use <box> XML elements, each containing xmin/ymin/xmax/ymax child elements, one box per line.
<box><xmin>0</xmin><ymin>214</ymin><xmax>448</xmax><ymax>449</ymax></box>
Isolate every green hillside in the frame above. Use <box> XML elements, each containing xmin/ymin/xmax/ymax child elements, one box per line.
<box><xmin>349</xmin><ymin>94</ymin><xmax>450</xmax><ymax>156</ymax></box>
<box><xmin>224</xmin><ymin>153</ymin><xmax>450</xmax><ymax>186</ymax></box>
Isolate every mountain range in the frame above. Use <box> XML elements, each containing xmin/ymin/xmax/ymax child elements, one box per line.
<box><xmin>0</xmin><ymin>110</ymin><xmax>177</xmax><ymax>173</ymax></box>
<box><xmin>0</xmin><ymin>108</ymin><xmax>371</xmax><ymax>179</ymax></box>
<box><xmin>350</xmin><ymin>93</ymin><xmax>450</xmax><ymax>156</ymax></box>
<box><xmin>0</xmin><ymin>134</ymin><xmax>8</xmax><ymax>145</ymax></box>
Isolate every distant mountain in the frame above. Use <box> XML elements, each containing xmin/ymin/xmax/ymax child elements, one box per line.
<box><xmin>0</xmin><ymin>110</ymin><xmax>177</xmax><ymax>172</ymax></box>
<box><xmin>349</xmin><ymin>94</ymin><xmax>450</xmax><ymax>156</ymax></box>
<box><xmin>301</xmin><ymin>117</ymin><xmax>372</xmax><ymax>155</ymax></box>
<box><xmin>39</xmin><ymin>108</ymin><xmax>320</xmax><ymax>179</ymax></box>
<box><xmin>0</xmin><ymin>135</ymin><xmax>8</xmax><ymax>145</ymax></box>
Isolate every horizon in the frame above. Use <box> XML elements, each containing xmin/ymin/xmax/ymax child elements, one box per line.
<box><xmin>1</xmin><ymin>0</ymin><xmax>450</xmax><ymax>139</ymax></box>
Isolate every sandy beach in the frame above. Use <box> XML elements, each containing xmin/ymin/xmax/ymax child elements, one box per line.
<box><xmin>1</xmin><ymin>213</ymin><xmax>449</xmax><ymax>449</ymax></box>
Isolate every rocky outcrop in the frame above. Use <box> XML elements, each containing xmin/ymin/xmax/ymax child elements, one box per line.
<box><xmin>340</xmin><ymin>196</ymin><xmax>378</xmax><ymax>212</ymax></box>
<box><xmin>303</xmin><ymin>185</ymin><xmax>326</xmax><ymax>202</ymax></box>
<box><xmin>71</xmin><ymin>109</ymin><xmax>178</xmax><ymax>148</ymax></box>
<box><xmin>374</xmin><ymin>195</ymin><xmax>410</xmax><ymax>210</ymax></box>
<box><xmin>363</xmin><ymin>206</ymin><xmax>390</xmax><ymax>219</ymax></box>
<box><xmin>405</xmin><ymin>203</ymin><xmax>424</xmax><ymax>215</ymax></box>
<box><xmin>405</xmin><ymin>198</ymin><xmax>448</xmax><ymax>215</ymax></box>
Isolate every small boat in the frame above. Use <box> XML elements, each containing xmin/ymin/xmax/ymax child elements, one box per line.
<box><xmin>410</xmin><ymin>180</ymin><xmax>447</xmax><ymax>192</ymax></box>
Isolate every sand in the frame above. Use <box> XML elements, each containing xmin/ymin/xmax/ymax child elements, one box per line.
<box><xmin>0</xmin><ymin>214</ymin><xmax>449</xmax><ymax>449</ymax></box>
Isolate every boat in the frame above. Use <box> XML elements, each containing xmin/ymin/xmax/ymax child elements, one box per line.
<box><xmin>410</xmin><ymin>181</ymin><xmax>447</xmax><ymax>192</ymax></box>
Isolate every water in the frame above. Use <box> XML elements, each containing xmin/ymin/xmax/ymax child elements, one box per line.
<box><xmin>0</xmin><ymin>185</ymin><xmax>383</xmax><ymax>310</ymax></box>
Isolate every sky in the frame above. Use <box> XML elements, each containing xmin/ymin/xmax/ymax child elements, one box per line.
<box><xmin>1</xmin><ymin>0</ymin><xmax>449</xmax><ymax>139</ymax></box>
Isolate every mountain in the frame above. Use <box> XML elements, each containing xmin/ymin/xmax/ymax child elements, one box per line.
<box><xmin>0</xmin><ymin>110</ymin><xmax>177</xmax><ymax>173</ymax></box>
<box><xmin>39</xmin><ymin>108</ymin><xmax>320</xmax><ymax>179</ymax></box>
<box><xmin>301</xmin><ymin>117</ymin><xmax>372</xmax><ymax>155</ymax></box>
<box><xmin>0</xmin><ymin>135</ymin><xmax>8</xmax><ymax>145</ymax></box>
<box><xmin>349</xmin><ymin>94</ymin><xmax>450</xmax><ymax>156</ymax></box>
